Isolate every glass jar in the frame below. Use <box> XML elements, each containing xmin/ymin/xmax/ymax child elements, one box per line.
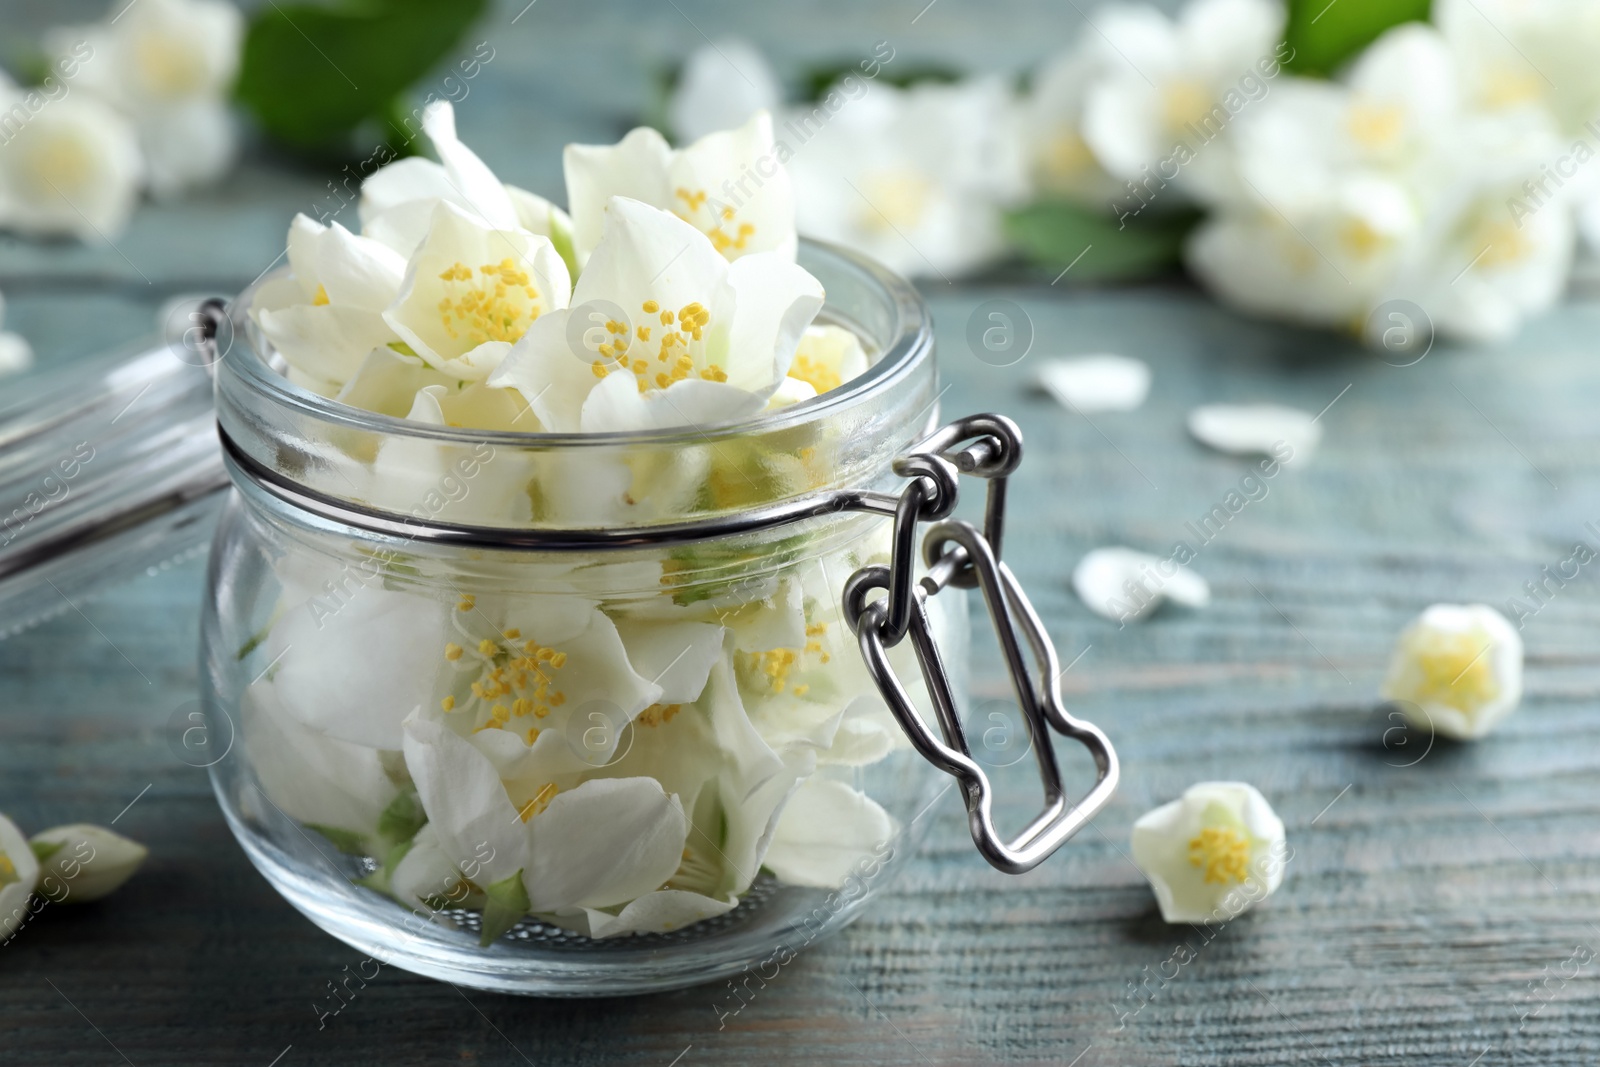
<box><xmin>200</xmin><ymin>241</ymin><xmax>971</xmax><ymax>996</ymax></box>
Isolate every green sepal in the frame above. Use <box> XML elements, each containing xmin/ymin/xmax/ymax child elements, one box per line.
<box><xmin>306</xmin><ymin>824</ymin><xmax>368</xmax><ymax>856</ymax></box>
<box><xmin>29</xmin><ymin>840</ymin><xmax>65</xmax><ymax>863</ymax></box>
<box><xmin>479</xmin><ymin>870</ymin><xmax>531</xmax><ymax>947</ymax></box>
<box><xmin>376</xmin><ymin>792</ymin><xmax>426</xmax><ymax>848</ymax></box>
<box><xmin>386</xmin><ymin>340</ymin><xmax>420</xmax><ymax>358</ymax></box>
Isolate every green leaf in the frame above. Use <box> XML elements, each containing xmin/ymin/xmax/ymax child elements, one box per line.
<box><xmin>376</xmin><ymin>792</ymin><xmax>426</xmax><ymax>847</ymax></box>
<box><xmin>306</xmin><ymin>823</ymin><xmax>368</xmax><ymax>856</ymax></box>
<box><xmin>478</xmin><ymin>870</ymin><xmax>531</xmax><ymax>947</ymax></box>
<box><xmin>1003</xmin><ymin>200</ymin><xmax>1199</xmax><ymax>283</ymax></box>
<box><xmin>235</xmin><ymin>0</ymin><xmax>489</xmax><ymax>155</ymax></box>
<box><xmin>1283</xmin><ymin>0</ymin><xmax>1431</xmax><ymax>77</ymax></box>
<box><xmin>30</xmin><ymin>839</ymin><xmax>65</xmax><ymax>863</ymax></box>
<box><xmin>386</xmin><ymin>340</ymin><xmax>419</xmax><ymax>358</ymax></box>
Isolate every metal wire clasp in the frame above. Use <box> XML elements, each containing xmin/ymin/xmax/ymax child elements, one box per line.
<box><xmin>843</xmin><ymin>415</ymin><xmax>1119</xmax><ymax>874</ymax></box>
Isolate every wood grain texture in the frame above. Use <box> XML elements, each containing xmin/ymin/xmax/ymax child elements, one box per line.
<box><xmin>4</xmin><ymin>0</ymin><xmax>1600</xmax><ymax>1063</ymax></box>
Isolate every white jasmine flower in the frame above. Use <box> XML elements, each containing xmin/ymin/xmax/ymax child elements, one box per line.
<box><xmin>0</xmin><ymin>289</ymin><xmax>33</xmax><ymax>377</ymax></box>
<box><xmin>0</xmin><ymin>90</ymin><xmax>142</xmax><ymax>241</ymax></box>
<box><xmin>359</xmin><ymin>102</ymin><xmax>575</xmax><ymax>266</ymax></box>
<box><xmin>1035</xmin><ymin>354</ymin><xmax>1151</xmax><ymax>413</ymax></box>
<box><xmin>0</xmin><ymin>812</ymin><xmax>39</xmax><ymax>941</ymax></box>
<box><xmin>251</xmin><ymin>214</ymin><xmax>408</xmax><ymax>388</ymax></box>
<box><xmin>29</xmin><ymin>824</ymin><xmax>148</xmax><ymax>904</ymax></box>
<box><xmin>785</xmin><ymin>76</ymin><xmax>1028</xmax><ymax>279</ymax></box>
<box><xmin>1187</xmin><ymin>404</ymin><xmax>1319</xmax><ymax>464</ymax></box>
<box><xmin>1023</xmin><ymin>38</ymin><xmax>1125</xmax><ymax>204</ymax></box>
<box><xmin>1381</xmin><ymin>604</ymin><xmax>1523</xmax><ymax>741</ymax></box>
<box><xmin>1130</xmin><ymin>781</ymin><xmax>1287</xmax><ymax>924</ymax></box>
<box><xmin>489</xmin><ymin>196</ymin><xmax>823</xmax><ymax>433</ymax></box>
<box><xmin>1072</xmin><ymin>546</ymin><xmax>1210</xmax><ymax>624</ymax></box>
<box><xmin>785</xmin><ymin>323</ymin><xmax>869</xmax><ymax>396</ymax></box>
<box><xmin>668</xmin><ymin>40</ymin><xmax>785</xmax><ymax>145</ymax></box>
<box><xmin>1080</xmin><ymin>0</ymin><xmax>1286</xmax><ymax>206</ymax></box>
<box><xmin>382</xmin><ymin>200</ymin><xmax>572</xmax><ymax>381</ymax></box>
<box><xmin>565</xmin><ymin>110</ymin><xmax>798</xmax><ymax>264</ymax></box>
<box><xmin>48</xmin><ymin>0</ymin><xmax>242</xmax><ymax>196</ymax></box>
<box><xmin>1436</xmin><ymin>0</ymin><xmax>1600</xmax><ymax>138</ymax></box>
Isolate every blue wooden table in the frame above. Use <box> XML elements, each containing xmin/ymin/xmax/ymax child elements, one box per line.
<box><xmin>5</xmin><ymin>1</ymin><xmax>1600</xmax><ymax>1064</ymax></box>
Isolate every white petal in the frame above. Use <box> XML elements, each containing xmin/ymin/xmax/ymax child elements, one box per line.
<box><xmin>670</xmin><ymin>111</ymin><xmax>799</xmax><ymax>261</ymax></box>
<box><xmin>419</xmin><ymin>100</ymin><xmax>518</xmax><ymax>229</ymax></box>
<box><xmin>256</xmin><ymin>304</ymin><xmax>397</xmax><ymax>386</ymax></box>
<box><xmin>562</xmin><ymin>888</ymin><xmax>738</xmax><ymax>938</ymax></box>
<box><xmin>524</xmin><ymin>777</ymin><xmax>687</xmax><ymax>911</ymax></box>
<box><xmin>1035</xmin><ymin>355</ymin><xmax>1151</xmax><ymax>413</ymax></box>
<box><xmin>334</xmin><ymin>347</ymin><xmax>451</xmax><ymax>417</ymax></box>
<box><xmin>564</xmin><ymin>127</ymin><xmax>675</xmax><ymax>260</ymax></box>
<box><xmin>762</xmin><ymin>777</ymin><xmax>894</xmax><ymax>889</ymax></box>
<box><xmin>1072</xmin><ymin>547</ymin><xmax>1210</xmax><ymax>624</ymax></box>
<box><xmin>241</xmin><ymin>682</ymin><xmax>400</xmax><ymax>840</ymax></box>
<box><xmin>763</xmin><ymin>375</ymin><xmax>817</xmax><ymax>411</ymax></box>
<box><xmin>266</xmin><ymin>579</ymin><xmax>450</xmax><ymax>749</ymax></box>
<box><xmin>0</xmin><ymin>812</ymin><xmax>39</xmax><ymax>941</ymax></box>
<box><xmin>722</xmin><ymin>250</ymin><xmax>825</xmax><ymax>393</ymax></box>
<box><xmin>1188</xmin><ymin>404</ymin><xmax>1321</xmax><ymax>464</ymax></box>
<box><xmin>618</xmin><ymin>620</ymin><xmax>726</xmax><ymax>704</ymax></box>
<box><xmin>390</xmin><ymin>823</ymin><xmax>461</xmax><ymax>910</ymax></box>
<box><xmin>29</xmin><ymin>824</ymin><xmax>148</xmax><ymax>904</ymax></box>
<box><xmin>402</xmin><ymin>714</ymin><xmax>529</xmax><ymax>887</ymax></box>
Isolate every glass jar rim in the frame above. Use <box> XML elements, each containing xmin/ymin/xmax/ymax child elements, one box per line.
<box><xmin>224</xmin><ymin>237</ymin><xmax>932</xmax><ymax>451</ymax></box>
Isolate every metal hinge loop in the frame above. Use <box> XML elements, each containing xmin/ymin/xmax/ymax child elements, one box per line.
<box><xmin>843</xmin><ymin>414</ymin><xmax>1119</xmax><ymax>874</ymax></box>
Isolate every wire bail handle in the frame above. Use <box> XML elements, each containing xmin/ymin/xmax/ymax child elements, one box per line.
<box><xmin>843</xmin><ymin>414</ymin><xmax>1119</xmax><ymax>874</ymax></box>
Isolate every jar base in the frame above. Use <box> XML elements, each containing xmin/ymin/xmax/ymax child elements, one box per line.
<box><xmin>211</xmin><ymin>761</ymin><xmax>925</xmax><ymax>997</ymax></box>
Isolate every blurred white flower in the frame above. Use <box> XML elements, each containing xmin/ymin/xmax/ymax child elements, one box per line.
<box><xmin>1080</xmin><ymin>0</ymin><xmax>1288</xmax><ymax>207</ymax></box>
<box><xmin>1131</xmin><ymin>781</ymin><xmax>1287</xmax><ymax>924</ymax></box>
<box><xmin>1189</xmin><ymin>22</ymin><xmax>1574</xmax><ymax>344</ymax></box>
<box><xmin>0</xmin><ymin>289</ymin><xmax>34</xmax><ymax>377</ymax></box>
<box><xmin>786</xmin><ymin>76</ymin><xmax>1027</xmax><ymax>279</ymax></box>
<box><xmin>668</xmin><ymin>39</ymin><xmax>784</xmax><ymax>145</ymax></box>
<box><xmin>1381</xmin><ymin>603</ymin><xmax>1523</xmax><ymax>740</ymax></box>
<box><xmin>1023</xmin><ymin>38</ymin><xmax>1125</xmax><ymax>205</ymax></box>
<box><xmin>1436</xmin><ymin>0</ymin><xmax>1600</xmax><ymax>138</ymax></box>
<box><xmin>0</xmin><ymin>89</ymin><xmax>142</xmax><ymax>240</ymax></box>
<box><xmin>30</xmin><ymin>824</ymin><xmax>148</xmax><ymax>904</ymax></box>
<box><xmin>0</xmin><ymin>812</ymin><xmax>39</xmax><ymax>942</ymax></box>
<box><xmin>49</xmin><ymin>0</ymin><xmax>243</xmax><ymax>197</ymax></box>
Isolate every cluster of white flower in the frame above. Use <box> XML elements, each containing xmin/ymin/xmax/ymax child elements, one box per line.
<box><xmin>0</xmin><ymin>0</ymin><xmax>241</xmax><ymax>241</ymax></box>
<box><xmin>672</xmin><ymin>0</ymin><xmax>1600</xmax><ymax>344</ymax></box>
<box><xmin>242</xmin><ymin>101</ymin><xmax>929</xmax><ymax>938</ymax></box>
<box><xmin>253</xmin><ymin>102</ymin><xmax>865</xmax><ymax>443</ymax></box>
